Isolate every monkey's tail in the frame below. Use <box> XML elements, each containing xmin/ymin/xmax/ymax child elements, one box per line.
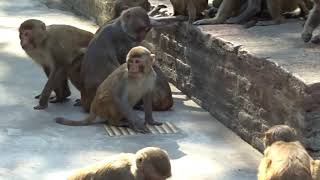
<box><xmin>55</xmin><ymin>113</ymin><xmax>97</xmax><ymax>126</ymax></box>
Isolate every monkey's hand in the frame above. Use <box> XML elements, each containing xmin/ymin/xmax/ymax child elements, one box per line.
<box><xmin>146</xmin><ymin>118</ymin><xmax>163</xmax><ymax>126</ymax></box>
<box><xmin>33</xmin><ymin>104</ymin><xmax>48</xmax><ymax>110</ymax></box>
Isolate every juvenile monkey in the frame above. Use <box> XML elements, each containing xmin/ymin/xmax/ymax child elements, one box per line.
<box><xmin>67</xmin><ymin>147</ymin><xmax>172</xmax><ymax>180</ymax></box>
<box><xmin>258</xmin><ymin>141</ymin><xmax>313</xmax><ymax>180</ymax></box>
<box><xmin>263</xmin><ymin>124</ymin><xmax>298</xmax><ymax>147</ymax></box>
<box><xmin>56</xmin><ymin>46</ymin><xmax>162</xmax><ymax>133</ymax></box>
<box><xmin>19</xmin><ymin>19</ymin><xmax>93</xmax><ymax>109</ymax></box>
<box><xmin>170</xmin><ymin>0</ymin><xmax>209</xmax><ymax>23</ymax></box>
<box><xmin>302</xmin><ymin>0</ymin><xmax>320</xmax><ymax>43</ymax></box>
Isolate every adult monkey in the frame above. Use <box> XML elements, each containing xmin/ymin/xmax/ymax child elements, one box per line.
<box><xmin>19</xmin><ymin>19</ymin><xmax>94</xmax><ymax>109</ymax></box>
<box><xmin>302</xmin><ymin>0</ymin><xmax>320</xmax><ymax>43</ymax></box>
<box><xmin>194</xmin><ymin>0</ymin><xmax>311</xmax><ymax>25</ymax></box>
<box><xmin>56</xmin><ymin>46</ymin><xmax>162</xmax><ymax>133</ymax></box>
<box><xmin>79</xmin><ymin>7</ymin><xmax>173</xmax><ymax>112</ymax></box>
<box><xmin>67</xmin><ymin>147</ymin><xmax>172</xmax><ymax>180</ymax></box>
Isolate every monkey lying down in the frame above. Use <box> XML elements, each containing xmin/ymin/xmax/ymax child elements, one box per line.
<box><xmin>67</xmin><ymin>147</ymin><xmax>172</xmax><ymax>180</ymax></box>
<box><xmin>56</xmin><ymin>46</ymin><xmax>162</xmax><ymax>133</ymax></box>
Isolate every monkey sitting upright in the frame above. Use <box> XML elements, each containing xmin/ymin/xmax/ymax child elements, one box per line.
<box><xmin>19</xmin><ymin>19</ymin><xmax>93</xmax><ymax>110</ymax></box>
<box><xmin>56</xmin><ymin>46</ymin><xmax>162</xmax><ymax>133</ymax></box>
<box><xmin>302</xmin><ymin>0</ymin><xmax>320</xmax><ymax>43</ymax></box>
<box><xmin>67</xmin><ymin>147</ymin><xmax>172</xmax><ymax>180</ymax></box>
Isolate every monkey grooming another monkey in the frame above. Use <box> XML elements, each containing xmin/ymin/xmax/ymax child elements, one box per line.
<box><xmin>67</xmin><ymin>147</ymin><xmax>172</xmax><ymax>180</ymax></box>
<box><xmin>302</xmin><ymin>0</ymin><xmax>320</xmax><ymax>43</ymax></box>
<box><xmin>263</xmin><ymin>124</ymin><xmax>298</xmax><ymax>148</ymax></box>
<box><xmin>258</xmin><ymin>141</ymin><xmax>313</xmax><ymax>180</ymax></box>
<box><xmin>56</xmin><ymin>46</ymin><xmax>162</xmax><ymax>133</ymax></box>
<box><xmin>80</xmin><ymin>7</ymin><xmax>173</xmax><ymax>112</ymax></box>
<box><xmin>19</xmin><ymin>19</ymin><xmax>93</xmax><ymax>110</ymax></box>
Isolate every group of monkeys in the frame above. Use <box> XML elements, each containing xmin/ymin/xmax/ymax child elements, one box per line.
<box><xmin>16</xmin><ymin>0</ymin><xmax>320</xmax><ymax>179</ymax></box>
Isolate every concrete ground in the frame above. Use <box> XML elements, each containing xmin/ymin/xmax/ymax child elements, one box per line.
<box><xmin>0</xmin><ymin>0</ymin><xmax>261</xmax><ymax>180</ymax></box>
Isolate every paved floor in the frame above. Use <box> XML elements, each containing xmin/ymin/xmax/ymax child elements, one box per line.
<box><xmin>0</xmin><ymin>0</ymin><xmax>261</xmax><ymax>179</ymax></box>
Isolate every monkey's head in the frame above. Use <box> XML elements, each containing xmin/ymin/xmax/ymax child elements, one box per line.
<box><xmin>120</xmin><ymin>7</ymin><xmax>151</xmax><ymax>42</ymax></box>
<box><xmin>312</xmin><ymin>160</ymin><xmax>320</xmax><ymax>180</ymax></box>
<box><xmin>135</xmin><ymin>147</ymin><xmax>172</xmax><ymax>180</ymax></box>
<box><xmin>126</xmin><ymin>46</ymin><xmax>155</xmax><ymax>78</ymax></box>
<box><xmin>113</xmin><ymin>0</ymin><xmax>151</xmax><ymax>18</ymax></box>
<box><xmin>263</xmin><ymin>125</ymin><xmax>298</xmax><ymax>148</ymax></box>
<box><xmin>19</xmin><ymin>19</ymin><xmax>47</xmax><ymax>50</ymax></box>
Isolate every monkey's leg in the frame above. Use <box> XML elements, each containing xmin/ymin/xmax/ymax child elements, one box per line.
<box><xmin>256</xmin><ymin>0</ymin><xmax>284</xmax><ymax>26</ymax></box>
<box><xmin>50</xmin><ymin>72</ymin><xmax>71</xmax><ymax>103</ymax></box>
<box><xmin>35</xmin><ymin>68</ymin><xmax>66</xmax><ymax>110</ymax></box>
<box><xmin>227</xmin><ymin>0</ymin><xmax>262</xmax><ymax>24</ymax></box>
<box><xmin>302</xmin><ymin>5</ymin><xmax>320</xmax><ymax>42</ymax></box>
<box><xmin>187</xmin><ymin>0</ymin><xmax>197</xmax><ymax>23</ymax></box>
<box><xmin>34</xmin><ymin>66</ymin><xmax>56</xmax><ymax>100</ymax></box>
<box><xmin>143</xmin><ymin>91</ymin><xmax>162</xmax><ymax>126</ymax></box>
<box><xmin>193</xmin><ymin>0</ymin><xmax>238</xmax><ymax>25</ymax></box>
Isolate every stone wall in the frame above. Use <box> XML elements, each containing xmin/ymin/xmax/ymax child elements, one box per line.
<box><xmin>149</xmin><ymin>24</ymin><xmax>308</xmax><ymax>152</ymax></box>
<box><xmin>59</xmin><ymin>0</ymin><xmax>320</xmax><ymax>153</ymax></box>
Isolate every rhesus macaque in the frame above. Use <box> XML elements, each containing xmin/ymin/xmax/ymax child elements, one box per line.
<box><xmin>227</xmin><ymin>0</ymin><xmax>311</xmax><ymax>25</ymax></box>
<box><xmin>302</xmin><ymin>0</ymin><xmax>320</xmax><ymax>43</ymax></box>
<box><xmin>67</xmin><ymin>147</ymin><xmax>172</xmax><ymax>180</ymax></box>
<box><xmin>19</xmin><ymin>19</ymin><xmax>93</xmax><ymax>110</ymax></box>
<box><xmin>258</xmin><ymin>141</ymin><xmax>313</xmax><ymax>180</ymax></box>
<box><xmin>79</xmin><ymin>7</ymin><xmax>173</xmax><ymax>112</ymax></box>
<box><xmin>56</xmin><ymin>46</ymin><xmax>162</xmax><ymax>133</ymax></box>
<box><xmin>169</xmin><ymin>0</ymin><xmax>209</xmax><ymax>23</ymax></box>
<box><xmin>263</xmin><ymin>125</ymin><xmax>298</xmax><ymax>147</ymax></box>
<box><xmin>113</xmin><ymin>0</ymin><xmax>151</xmax><ymax>19</ymax></box>
<box><xmin>311</xmin><ymin>160</ymin><xmax>320</xmax><ymax>180</ymax></box>
<box><xmin>193</xmin><ymin>0</ymin><xmax>243</xmax><ymax>25</ymax></box>
<box><xmin>194</xmin><ymin>0</ymin><xmax>311</xmax><ymax>25</ymax></box>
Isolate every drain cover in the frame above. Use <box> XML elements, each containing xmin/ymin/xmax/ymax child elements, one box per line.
<box><xmin>103</xmin><ymin>122</ymin><xmax>179</xmax><ymax>137</ymax></box>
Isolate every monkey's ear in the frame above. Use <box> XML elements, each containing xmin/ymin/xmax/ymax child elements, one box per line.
<box><xmin>151</xmin><ymin>54</ymin><xmax>156</xmax><ymax>64</ymax></box>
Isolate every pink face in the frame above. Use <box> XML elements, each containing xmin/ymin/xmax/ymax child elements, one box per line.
<box><xmin>128</xmin><ymin>58</ymin><xmax>144</xmax><ymax>75</ymax></box>
<box><xmin>19</xmin><ymin>29</ymin><xmax>34</xmax><ymax>50</ymax></box>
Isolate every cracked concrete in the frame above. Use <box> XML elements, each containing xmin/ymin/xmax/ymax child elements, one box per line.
<box><xmin>0</xmin><ymin>0</ymin><xmax>261</xmax><ymax>179</ymax></box>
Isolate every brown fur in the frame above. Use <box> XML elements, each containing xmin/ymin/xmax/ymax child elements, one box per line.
<box><xmin>263</xmin><ymin>125</ymin><xmax>298</xmax><ymax>148</ymax></box>
<box><xmin>68</xmin><ymin>147</ymin><xmax>171</xmax><ymax>180</ymax></box>
<box><xmin>258</xmin><ymin>141</ymin><xmax>313</xmax><ymax>180</ymax></box>
<box><xmin>170</xmin><ymin>0</ymin><xmax>209</xmax><ymax>23</ymax></box>
<box><xmin>194</xmin><ymin>0</ymin><xmax>312</xmax><ymax>25</ymax></box>
<box><xmin>19</xmin><ymin>19</ymin><xmax>93</xmax><ymax>109</ymax></box>
<box><xmin>311</xmin><ymin>160</ymin><xmax>320</xmax><ymax>180</ymax></box>
<box><xmin>56</xmin><ymin>46</ymin><xmax>162</xmax><ymax>133</ymax></box>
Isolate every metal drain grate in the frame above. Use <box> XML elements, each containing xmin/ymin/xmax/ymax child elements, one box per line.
<box><xmin>103</xmin><ymin>122</ymin><xmax>179</xmax><ymax>137</ymax></box>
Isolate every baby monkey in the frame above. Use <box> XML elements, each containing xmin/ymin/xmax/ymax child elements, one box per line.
<box><xmin>55</xmin><ymin>46</ymin><xmax>162</xmax><ymax>133</ymax></box>
<box><xmin>67</xmin><ymin>147</ymin><xmax>172</xmax><ymax>180</ymax></box>
<box><xmin>263</xmin><ymin>124</ymin><xmax>298</xmax><ymax>148</ymax></box>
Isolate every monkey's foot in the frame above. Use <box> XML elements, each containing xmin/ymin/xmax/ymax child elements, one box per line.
<box><xmin>133</xmin><ymin>125</ymin><xmax>150</xmax><ymax>134</ymax></box>
<box><xmin>193</xmin><ymin>19</ymin><xmax>217</xmax><ymax>25</ymax></box>
<box><xmin>73</xmin><ymin>99</ymin><xmax>82</xmax><ymax>106</ymax></box>
<box><xmin>311</xmin><ymin>35</ymin><xmax>320</xmax><ymax>44</ymax></box>
<box><xmin>34</xmin><ymin>104</ymin><xmax>48</xmax><ymax>110</ymax></box>
<box><xmin>35</xmin><ymin>94</ymin><xmax>55</xmax><ymax>100</ymax></box>
<box><xmin>146</xmin><ymin>120</ymin><xmax>163</xmax><ymax>126</ymax></box>
<box><xmin>49</xmin><ymin>97</ymin><xmax>70</xmax><ymax>103</ymax></box>
<box><xmin>226</xmin><ymin>17</ymin><xmax>242</xmax><ymax>24</ymax></box>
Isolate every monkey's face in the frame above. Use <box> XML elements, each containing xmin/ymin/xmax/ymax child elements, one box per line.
<box><xmin>127</xmin><ymin>57</ymin><xmax>145</xmax><ymax>78</ymax></box>
<box><xmin>19</xmin><ymin>29</ymin><xmax>35</xmax><ymax>50</ymax></box>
